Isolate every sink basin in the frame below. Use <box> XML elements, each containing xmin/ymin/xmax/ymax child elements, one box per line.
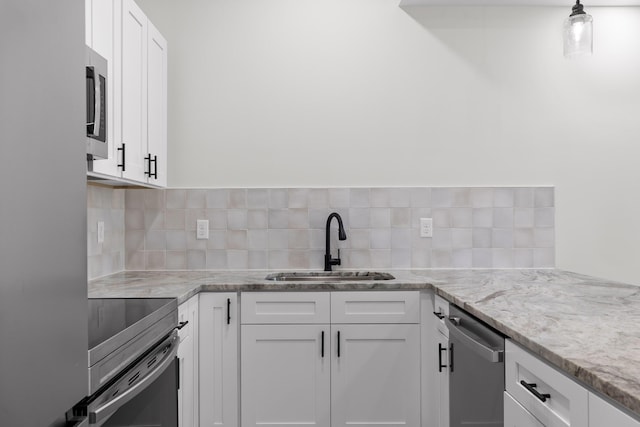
<box><xmin>264</xmin><ymin>271</ymin><xmax>395</xmax><ymax>282</ymax></box>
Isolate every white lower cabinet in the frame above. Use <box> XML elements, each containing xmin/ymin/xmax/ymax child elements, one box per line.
<box><xmin>422</xmin><ymin>293</ymin><xmax>450</xmax><ymax>427</ymax></box>
<box><xmin>199</xmin><ymin>293</ymin><xmax>238</xmax><ymax>427</ymax></box>
<box><xmin>240</xmin><ymin>291</ymin><xmax>421</xmax><ymax>427</ymax></box>
<box><xmin>434</xmin><ymin>328</ymin><xmax>450</xmax><ymax>427</ymax></box>
<box><xmin>504</xmin><ymin>338</ymin><xmax>640</xmax><ymax>427</ymax></box>
<box><xmin>331</xmin><ymin>324</ymin><xmax>420</xmax><ymax>427</ymax></box>
<box><xmin>504</xmin><ymin>391</ymin><xmax>544</xmax><ymax>427</ymax></box>
<box><xmin>178</xmin><ymin>295</ymin><xmax>199</xmax><ymax>427</ymax></box>
<box><xmin>241</xmin><ymin>324</ymin><xmax>330</xmax><ymax>427</ymax></box>
<box><xmin>589</xmin><ymin>393</ymin><xmax>640</xmax><ymax>427</ymax></box>
<box><xmin>505</xmin><ymin>339</ymin><xmax>589</xmax><ymax>427</ymax></box>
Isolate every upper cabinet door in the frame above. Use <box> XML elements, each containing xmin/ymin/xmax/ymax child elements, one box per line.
<box><xmin>87</xmin><ymin>0</ymin><xmax>122</xmax><ymax>178</ymax></box>
<box><xmin>121</xmin><ymin>0</ymin><xmax>148</xmax><ymax>183</ymax></box>
<box><xmin>147</xmin><ymin>21</ymin><xmax>168</xmax><ymax>187</ymax></box>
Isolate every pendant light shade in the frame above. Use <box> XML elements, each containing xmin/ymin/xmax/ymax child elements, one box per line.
<box><xmin>563</xmin><ymin>1</ymin><xmax>593</xmax><ymax>58</ymax></box>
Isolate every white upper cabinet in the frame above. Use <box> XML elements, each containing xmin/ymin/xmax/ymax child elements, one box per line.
<box><xmin>86</xmin><ymin>0</ymin><xmax>168</xmax><ymax>187</ymax></box>
<box><xmin>86</xmin><ymin>0</ymin><xmax>121</xmax><ymax>178</ymax></box>
<box><xmin>146</xmin><ymin>21</ymin><xmax>168</xmax><ymax>187</ymax></box>
<box><xmin>120</xmin><ymin>0</ymin><xmax>148</xmax><ymax>183</ymax></box>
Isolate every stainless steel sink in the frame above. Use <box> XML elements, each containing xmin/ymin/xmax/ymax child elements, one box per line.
<box><xmin>264</xmin><ymin>271</ymin><xmax>395</xmax><ymax>282</ymax></box>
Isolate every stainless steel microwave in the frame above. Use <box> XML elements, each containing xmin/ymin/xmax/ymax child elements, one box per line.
<box><xmin>86</xmin><ymin>47</ymin><xmax>108</xmax><ymax>160</ymax></box>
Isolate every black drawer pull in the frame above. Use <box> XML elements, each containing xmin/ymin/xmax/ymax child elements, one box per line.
<box><xmin>521</xmin><ymin>381</ymin><xmax>551</xmax><ymax>402</ymax></box>
<box><xmin>227</xmin><ymin>298</ymin><xmax>231</xmax><ymax>325</ymax></box>
<box><xmin>337</xmin><ymin>331</ymin><xmax>341</xmax><ymax>358</ymax></box>
<box><xmin>438</xmin><ymin>343</ymin><xmax>447</xmax><ymax>372</ymax></box>
<box><xmin>433</xmin><ymin>311</ymin><xmax>445</xmax><ymax>319</ymax></box>
<box><xmin>117</xmin><ymin>143</ymin><xmax>126</xmax><ymax>171</ymax></box>
<box><xmin>449</xmin><ymin>342</ymin><xmax>454</xmax><ymax>373</ymax></box>
<box><xmin>321</xmin><ymin>331</ymin><xmax>325</xmax><ymax>358</ymax></box>
<box><xmin>175</xmin><ymin>320</ymin><xmax>189</xmax><ymax>330</ymax></box>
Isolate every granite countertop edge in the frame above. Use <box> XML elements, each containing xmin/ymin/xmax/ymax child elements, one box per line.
<box><xmin>88</xmin><ymin>268</ymin><xmax>640</xmax><ymax>418</ymax></box>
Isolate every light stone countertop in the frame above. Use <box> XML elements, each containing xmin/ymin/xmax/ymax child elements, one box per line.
<box><xmin>89</xmin><ymin>268</ymin><xmax>640</xmax><ymax>418</ymax></box>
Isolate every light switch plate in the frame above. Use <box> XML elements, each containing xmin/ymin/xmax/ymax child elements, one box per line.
<box><xmin>196</xmin><ymin>219</ymin><xmax>209</xmax><ymax>239</ymax></box>
<box><xmin>420</xmin><ymin>218</ymin><xmax>433</xmax><ymax>238</ymax></box>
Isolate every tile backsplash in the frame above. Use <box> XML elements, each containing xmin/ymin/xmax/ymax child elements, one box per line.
<box><xmin>122</xmin><ymin>187</ymin><xmax>555</xmax><ymax>271</ymax></box>
<box><xmin>87</xmin><ymin>184</ymin><xmax>125</xmax><ymax>279</ymax></box>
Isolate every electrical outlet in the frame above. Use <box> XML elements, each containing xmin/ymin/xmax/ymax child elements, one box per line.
<box><xmin>420</xmin><ymin>218</ymin><xmax>433</xmax><ymax>238</ymax></box>
<box><xmin>97</xmin><ymin>221</ymin><xmax>105</xmax><ymax>243</ymax></box>
<box><xmin>196</xmin><ymin>219</ymin><xmax>209</xmax><ymax>239</ymax></box>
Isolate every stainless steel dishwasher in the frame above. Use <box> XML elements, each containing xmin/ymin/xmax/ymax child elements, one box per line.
<box><xmin>445</xmin><ymin>305</ymin><xmax>505</xmax><ymax>427</ymax></box>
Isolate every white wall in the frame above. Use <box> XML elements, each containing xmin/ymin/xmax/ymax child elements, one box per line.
<box><xmin>137</xmin><ymin>0</ymin><xmax>640</xmax><ymax>285</ymax></box>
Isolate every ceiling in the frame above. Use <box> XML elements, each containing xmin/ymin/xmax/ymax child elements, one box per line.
<box><xmin>399</xmin><ymin>0</ymin><xmax>640</xmax><ymax>5</ymax></box>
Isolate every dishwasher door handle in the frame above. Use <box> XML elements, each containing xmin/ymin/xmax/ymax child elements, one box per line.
<box><xmin>444</xmin><ymin>316</ymin><xmax>504</xmax><ymax>363</ymax></box>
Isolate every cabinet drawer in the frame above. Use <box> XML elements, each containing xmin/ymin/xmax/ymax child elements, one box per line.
<box><xmin>331</xmin><ymin>291</ymin><xmax>419</xmax><ymax>324</ymax></box>
<box><xmin>504</xmin><ymin>392</ymin><xmax>544</xmax><ymax>427</ymax></box>
<box><xmin>241</xmin><ymin>292</ymin><xmax>330</xmax><ymax>324</ymax></box>
<box><xmin>505</xmin><ymin>340</ymin><xmax>588</xmax><ymax>427</ymax></box>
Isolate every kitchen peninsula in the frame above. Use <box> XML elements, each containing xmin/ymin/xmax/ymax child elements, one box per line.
<box><xmin>89</xmin><ymin>268</ymin><xmax>640</xmax><ymax>422</ymax></box>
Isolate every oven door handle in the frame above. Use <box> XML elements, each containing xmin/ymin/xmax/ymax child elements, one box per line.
<box><xmin>444</xmin><ymin>316</ymin><xmax>503</xmax><ymax>363</ymax></box>
<box><xmin>89</xmin><ymin>332</ymin><xmax>178</xmax><ymax>426</ymax></box>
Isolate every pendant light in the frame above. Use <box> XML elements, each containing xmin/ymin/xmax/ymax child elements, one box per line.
<box><xmin>563</xmin><ymin>0</ymin><xmax>593</xmax><ymax>58</ymax></box>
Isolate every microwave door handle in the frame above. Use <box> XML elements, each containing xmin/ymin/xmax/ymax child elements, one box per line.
<box><xmin>89</xmin><ymin>337</ymin><xmax>178</xmax><ymax>427</ymax></box>
<box><xmin>444</xmin><ymin>316</ymin><xmax>504</xmax><ymax>363</ymax></box>
<box><xmin>92</xmin><ymin>71</ymin><xmax>101</xmax><ymax>137</ymax></box>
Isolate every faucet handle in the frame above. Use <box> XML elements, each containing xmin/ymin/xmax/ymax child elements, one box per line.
<box><xmin>336</xmin><ymin>249</ymin><xmax>341</xmax><ymax>265</ymax></box>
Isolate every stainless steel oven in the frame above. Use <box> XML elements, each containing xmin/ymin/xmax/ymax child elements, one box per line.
<box><xmin>70</xmin><ymin>298</ymin><xmax>180</xmax><ymax>427</ymax></box>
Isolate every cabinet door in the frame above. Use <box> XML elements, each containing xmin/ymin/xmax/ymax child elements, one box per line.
<box><xmin>422</xmin><ymin>292</ymin><xmax>450</xmax><ymax>427</ymax></box>
<box><xmin>146</xmin><ymin>20</ymin><xmax>167</xmax><ymax>187</ymax></box>
<box><xmin>331</xmin><ymin>324</ymin><xmax>420</xmax><ymax>427</ymax></box>
<box><xmin>199</xmin><ymin>293</ymin><xmax>238</xmax><ymax>427</ymax></box>
<box><xmin>120</xmin><ymin>0</ymin><xmax>148</xmax><ymax>183</ymax></box>
<box><xmin>86</xmin><ymin>0</ymin><xmax>122</xmax><ymax>177</ymax></box>
<box><xmin>241</xmin><ymin>324</ymin><xmax>330</xmax><ymax>427</ymax></box>
<box><xmin>178</xmin><ymin>295</ymin><xmax>199</xmax><ymax>427</ymax></box>
<box><xmin>505</xmin><ymin>392</ymin><xmax>545</xmax><ymax>427</ymax></box>
<box><xmin>436</xmin><ymin>329</ymin><xmax>450</xmax><ymax>427</ymax></box>
<box><xmin>589</xmin><ymin>393</ymin><xmax>640</xmax><ymax>427</ymax></box>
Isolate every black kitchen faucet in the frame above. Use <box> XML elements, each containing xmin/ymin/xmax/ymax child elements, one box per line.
<box><xmin>324</xmin><ymin>212</ymin><xmax>347</xmax><ymax>272</ymax></box>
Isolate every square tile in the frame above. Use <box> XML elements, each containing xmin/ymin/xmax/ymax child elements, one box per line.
<box><xmin>472</xmin><ymin>228</ymin><xmax>493</xmax><ymax>248</ymax></box>
<box><xmin>206</xmin><ymin>189</ymin><xmax>228</xmax><ymax>208</ymax></box>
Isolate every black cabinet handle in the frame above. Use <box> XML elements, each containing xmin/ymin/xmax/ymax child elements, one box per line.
<box><xmin>520</xmin><ymin>381</ymin><xmax>551</xmax><ymax>402</ymax></box>
<box><xmin>433</xmin><ymin>311</ymin><xmax>445</xmax><ymax>319</ymax></box>
<box><xmin>337</xmin><ymin>331</ymin><xmax>341</xmax><ymax>358</ymax></box>
<box><xmin>321</xmin><ymin>331</ymin><xmax>325</xmax><ymax>358</ymax></box>
<box><xmin>175</xmin><ymin>320</ymin><xmax>189</xmax><ymax>330</ymax></box>
<box><xmin>449</xmin><ymin>343</ymin><xmax>454</xmax><ymax>373</ymax></box>
<box><xmin>144</xmin><ymin>154</ymin><xmax>151</xmax><ymax>177</ymax></box>
<box><xmin>117</xmin><ymin>143</ymin><xmax>126</xmax><ymax>171</ymax></box>
<box><xmin>227</xmin><ymin>298</ymin><xmax>231</xmax><ymax>325</ymax></box>
<box><xmin>438</xmin><ymin>343</ymin><xmax>447</xmax><ymax>372</ymax></box>
<box><xmin>151</xmin><ymin>155</ymin><xmax>158</xmax><ymax>179</ymax></box>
